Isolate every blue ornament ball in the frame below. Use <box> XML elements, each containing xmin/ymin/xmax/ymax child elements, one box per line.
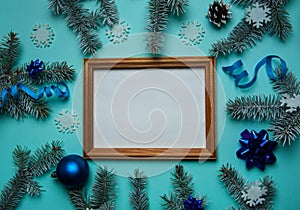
<box><xmin>55</xmin><ymin>154</ymin><xmax>89</xmax><ymax>189</ymax></box>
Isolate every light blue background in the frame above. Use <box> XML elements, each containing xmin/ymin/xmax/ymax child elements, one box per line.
<box><xmin>0</xmin><ymin>0</ymin><xmax>300</xmax><ymax>209</ymax></box>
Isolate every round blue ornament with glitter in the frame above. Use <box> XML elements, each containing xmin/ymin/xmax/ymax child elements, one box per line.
<box><xmin>53</xmin><ymin>154</ymin><xmax>89</xmax><ymax>189</ymax></box>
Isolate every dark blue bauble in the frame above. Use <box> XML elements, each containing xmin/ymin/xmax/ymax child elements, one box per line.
<box><xmin>55</xmin><ymin>154</ymin><xmax>89</xmax><ymax>189</ymax></box>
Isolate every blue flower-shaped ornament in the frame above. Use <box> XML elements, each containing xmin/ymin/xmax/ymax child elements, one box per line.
<box><xmin>184</xmin><ymin>196</ymin><xmax>204</xmax><ymax>210</ymax></box>
<box><xmin>236</xmin><ymin>129</ymin><xmax>277</xmax><ymax>171</ymax></box>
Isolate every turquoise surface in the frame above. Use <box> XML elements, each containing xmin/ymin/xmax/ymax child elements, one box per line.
<box><xmin>0</xmin><ymin>0</ymin><xmax>300</xmax><ymax>209</ymax></box>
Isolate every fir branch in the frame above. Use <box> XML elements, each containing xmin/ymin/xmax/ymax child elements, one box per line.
<box><xmin>97</xmin><ymin>0</ymin><xmax>119</xmax><ymax>27</ymax></box>
<box><xmin>145</xmin><ymin>0</ymin><xmax>169</xmax><ymax>54</ymax></box>
<box><xmin>218</xmin><ymin>164</ymin><xmax>245</xmax><ymax>204</ymax></box>
<box><xmin>129</xmin><ymin>169</ymin><xmax>149</xmax><ymax>210</ymax></box>
<box><xmin>18</xmin><ymin>91</ymin><xmax>50</xmax><ymax>119</ymax></box>
<box><xmin>49</xmin><ymin>0</ymin><xmax>102</xmax><ymax>55</ymax></box>
<box><xmin>171</xmin><ymin>165</ymin><xmax>194</xmax><ymax>201</ymax></box>
<box><xmin>68</xmin><ymin>187</ymin><xmax>89</xmax><ymax>210</ymax></box>
<box><xmin>0</xmin><ymin>32</ymin><xmax>20</xmax><ymax>74</ymax></box>
<box><xmin>230</xmin><ymin>0</ymin><xmax>259</xmax><ymax>7</ymax></box>
<box><xmin>26</xmin><ymin>179</ymin><xmax>42</xmax><ymax>197</ymax></box>
<box><xmin>29</xmin><ymin>140</ymin><xmax>64</xmax><ymax>177</ymax></box>
<box><xmin>268</xmin><ymin>3</ymin><xmax>292</xmax><ymax>40</ymax></box>
<box><xmin>272</xmin><ymin>70</ymin><xmax>300</xmax><ymax>96</ymax></box>
<box><xmin>12</xmin><ymin>145</ymin><xmax>31</xmax><ymax>171</ymax></box>
<box><xmin>260</xmin><ymin>176</ymin><xmax>276</xmax><ymax>208</ymax></box>
<box><xmin>15</xmin><ymin>61</ymin><xmax>75</xmax><ymax>85</ymax></box>
<box><xmin>0</xmin><ymin>94</ymin><xmax>27</xmax><ymax>119</ymax></box>
<box><xmin>268</xmin><ymin>111</ymin><xmax>300</xmax><ymax>146</ymax></box>
<box><xmin>90</xmin><ymin>167</ymin><xmax>117</xmax><ymax>209</ymax></box>
<box><xmin>210</xmin><ymin>20</ymin><xmax>265</xmax><ymax>56</ymax></box>
<box><xmin>47</xmin><ymin>0</ymin><xmax>66</xmax><ymax>15</ymax></box>
<box><xmin>0</xmin><ymin>174</ymin><xmax>28</xmax><ymax>210</ymax></box>
<box><xmin>161</xmin><ymin>193</ymin><xmax>182</xmax><ymax>210</ymax></box>
<box><xmin>167</xmin><ymin>0</ymin><xmax>189</xmax><ymax>16</ymax></box>
<box><xmin>78</xmin><ymin>30</ymin><xmax>102</xmax><ymax>56</ymax></box>
<box><xmin>226</xmin><ymin>95</ymin><xmax>284</xmax><ymax>121</ymax></box>
<box><xmin>99</xmin><ymin>201</ymin><xmax>115</xmax><ymax>210</ymax></box>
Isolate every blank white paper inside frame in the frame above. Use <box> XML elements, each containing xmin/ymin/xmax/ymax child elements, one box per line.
<box><xmin>93</xmin><ymin>68</ymin><xmax>206</xmax><ymax>149</ymax></box>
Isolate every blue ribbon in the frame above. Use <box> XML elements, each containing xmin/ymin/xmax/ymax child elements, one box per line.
<box><xmin>222</xmin><ymin>55</ymin><xmax>287</xmax><ymax>89</ymax></box>
<box><xmin>0</xmin><ymin>82</ymin><xmax>69</xmax><ymax>108</ymax></box>
<box><xmin>184</xmin><ymin>196</ymin><xmax>204</xmax><ymax>210</ymax></box>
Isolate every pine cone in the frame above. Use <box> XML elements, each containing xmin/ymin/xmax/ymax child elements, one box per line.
<box><xmin>207</xmin><ymin>0</ymin><xmax>232</xmax><ymax>28</ymax></box>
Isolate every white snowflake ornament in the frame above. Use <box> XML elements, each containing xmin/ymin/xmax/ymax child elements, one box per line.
<box><xmin>241</xmin><ymin>181</ymin><xmax>267</xmax><ymax>207</ymax></box>
<box><xmin>30</xmin><ymin>23</ymin><xmax>55</xmax><ymax>48</ymax></box>
<box><xmin>178</xmin><ymin>21</ymin><xmax>205</xmax><ymax>46</ymax></box>
<box><xmin>105</xmin><ymin>19</ymin><xmax>130</xmax><ymax>44</ymax></box>
<box><xmin>245</xmin><ymin>3</ymin><xmax>271</xmax><ymax>29</ymax></box>
<box><xmin>280</xmin><ymin>93</ymin><xmax>300</xmax><ymax>113</ymax></box>
<box><xmin>55</xmin><ymin>110</ymin><xmax>80</xmax><ymax>134</ymax></box>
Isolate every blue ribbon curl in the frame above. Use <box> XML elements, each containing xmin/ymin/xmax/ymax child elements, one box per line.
<box><xmin>236</xmin><ymin>129</ymin><xmax>278</xmax><ymax>171</ymax></box>
<box><xmin>184</xmin><ymin>196</ymin><xmax>204</xmax><ymax>210</ymax></box>
<box><xmin>222</xmin><ymin>55</ymin><xmax>287</xmax><ymax>89</ymax></box>
<box><xmin>0</xmin><ymin>82</ymin><xmax>69</xmax><ymax>108</ymax></box>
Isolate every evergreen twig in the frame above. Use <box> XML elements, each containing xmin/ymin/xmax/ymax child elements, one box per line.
<box><xmin>129</xmin><ymin>169</ymin><xmax>149</xmax><ymax>210</ymax></box>
<box><xmin>90</xmin><ymin>167</ymin><xmax>117</xmax><ymax>209</ymax></box>
<box><xmin>0</xmin><ymin>141</ymin><xmax>64</xmax><ymax>210</ymax></box>
<box><xmin>226</xmin><ymin>95</ymin><xmax>284</xmax><ymax>121</ymax></box>
<box><xmin>0</xmin><ymin>32</ymin><xmax>20</xmax><ymax>73</ymax></box>
<box><xmin>68</xmin><ymin>187</ymin><xmax>89</xmax><ymax>210</ymax></box>
<box><xmin>97</xmin><ymin>0</ymin><xmax>119</xmax><ymax>27</ymax></box>
<box><xmin>167</xmin><ymin>0</ymin><xmax>189</xmax><ymax>16</ymax></box>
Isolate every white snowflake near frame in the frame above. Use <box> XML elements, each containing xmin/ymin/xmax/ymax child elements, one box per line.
<box><xmin>105</xmin><ymin>19</ymin><xmax>130</xmax><ymax>44</ymax></box>
<box><xmin>178</xmin><ymin>21</ymin><xmax>205</xmax><ymax>46</ymax></box>
<box><xmin>280</xmin><ymin>93</ymin><xmax>300</xmax><ymax>113</ymax></box>
<box><xmin>30</xmin><ymin>23</ymin><xmax>55</xmax><ymax>48</ymax></box>
<box><xmin>241</xmin><ymin>181</ymin><xmax>267</xmax><ymax>207</ymax></box>
<box><xmin>245</xmin><ymin>3</ymin><xmax>271</xmax><ymax>29</ymax></box>
<box><xmin>55</xmin><ymin>110</ymin><xmax>80</xmax><ymax>134</ymax></box>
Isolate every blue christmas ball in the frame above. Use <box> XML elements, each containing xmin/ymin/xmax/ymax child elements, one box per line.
<box><xmin>55</xmin><ymin>154</ymin><xmax>89</xmax><ymax>189</ymax></box>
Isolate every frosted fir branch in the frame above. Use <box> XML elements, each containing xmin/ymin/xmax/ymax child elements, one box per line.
<box><xmin>260</xmin><ymin>176</ymin><xmax>276</xmax><ymax>208</ymax></box>
<box><xmin>230</xmin><ymin>0</ymin><xmax>260</xmax><ymax>7</ymax></box>
<box><xmin>90</xmin><ymin>167</ymin><xmax>117</xmax><ymax>209</ymax></box>
<box><xmin>146</xmin><ymin>0</ymin><xmax>169</xmax><ymax>54</ymax></box>
<box><xmin>26</xmin><ymin>179</ymin><xmax>42</xmax><ymax>197</ymax></box>
<box><xmin>29</xmin><ymin>140</ymin><xmax>64</xmax><ymax>177</ymax></box>
<box><xmin>129</xmin><ymin>169</ymin><xmax>149</xmax><ymax>210</ymax></box>
<box><xmin>272</xmin><ymin>70</ymin><xmax>300</xmax><ymax>96</ymax></box>
<box><xmin>210</xmin><ymin>20</ymin><xmax>265</xmax><ymax>56</ymax></box>
<box><xmin>167</xmin><ymin>0</ymin><xmax>189</xmax><ymax>16</ymax></box>
<box><xmin>268</xmin><ymin>4</ymin><xmax>292</xmax><ymax>40</ymax></box>
<box><xmin>47</xmin><ymin>0</ymin><xmax>66</xmax><ymax>15</ymax></box>
<box><xmin>226</xmin><ymin>95</ymin><xmax>284</xmax><ymax>121</ymax></box>
<box><xmin>171</xmin><ymin>165</ymin><xmax>194</xmax><ymax>201</ymax></box>
<box><xmin>68</xmin><ymin>187</ymin><xmax>90</xmax><ymax>210</ymax></box>
<box><xmin>97</xmin><ymin>0</ymin><xmax>119</xmax><ymax>27</ymax></box>
<box><xmin>268</xmin><ymin>111</ymin><xmax>300</xmax><ymax>146</ymax></box>
<box><xmin>161</xmin><ymin>193</ymin><xmax>183</xmax><ymax>210</ymax></box>
<box><xmin>78</xmin><ymin>30</ymin><xmax>102</xmax><ymax>56</ymax></box>
<box><xmin>0</xmin><ymin>32</ymin><xmax>20</xmax><ymax>73</ymax></box>
<box><xmin>218</xmin><ymin>164</ymin><xmax>245</xmax><ymax>204</ymax></box>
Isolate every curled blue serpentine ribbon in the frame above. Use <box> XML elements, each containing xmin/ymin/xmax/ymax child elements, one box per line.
<box><xmin>222</xmin><ymin>55</ymin><xmax>287</xmax><ymax>89</ymax></box>
<box><xmin>0</xmin><ymin>82</ymin><xmax>69</xmax><ymax>108</ymax></box>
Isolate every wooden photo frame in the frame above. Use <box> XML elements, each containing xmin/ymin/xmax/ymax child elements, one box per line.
<box><xmin>83</xmin><ymin>56</ymin><xmax>216</xmax><ymax>160</ymax></box>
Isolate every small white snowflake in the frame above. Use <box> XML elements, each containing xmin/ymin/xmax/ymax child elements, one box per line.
<box><xmin>280</xmin><ymin>93</ymin><xmax>300</xmax><ymax>113</ymax></box>
<box><xmin>241</xmin><ymin>181</ymin><xmax>267</xmax><ymax>207</ymax></box>
<box><xmin>105</xmin><ymin>19</ymin><xmax>130</xmax><ymax>44</ymax></box>
<box><xmin>178</xmin><ymin>21</ymin><xmax>205</xmax><ymax>46</ymax></box>
<box><xmin>55</xmin><ymin>110</ymin><xmax>80</xmax><ymax>134</ymax></box>
<box><xmin>30</xmin><ymin>23</ymin><xmax>55</xmax><ymax>48</ymax></box>
<box><xmin>245</xmin><ymin>3</ymin><xmax>271</xmax><ymax>29</ymax></box>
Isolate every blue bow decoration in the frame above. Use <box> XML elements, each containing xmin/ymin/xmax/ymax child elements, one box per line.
<box><xmin>184</xmin><ymin>196</ymin><xmax>204</xmax><ymax>210</ymax></box>
<box><xmin>236</xmin><ymin>129</ymin><xmax>278</xmax><ymax>171</ymax></box>
<box><xmin>27</xmin><ymin>59</ymin><xmax>44</xmax><ymax>78</ymax></box>
<box><xmin>222</xmin><ymin>55</ymin><xmax>287</xmax><ymax>89</ymax></box>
